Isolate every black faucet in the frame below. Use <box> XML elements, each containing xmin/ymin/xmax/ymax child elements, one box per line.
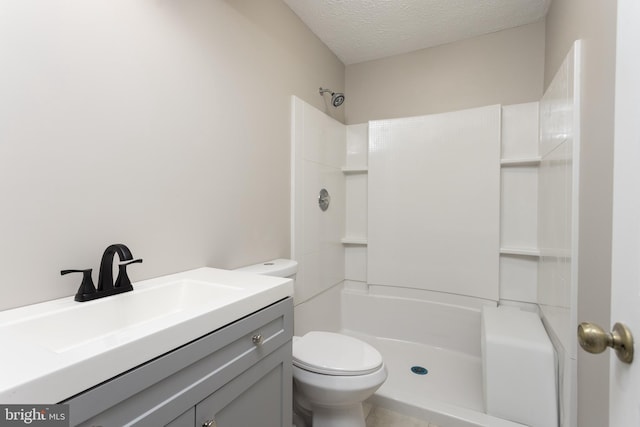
<box><xmin>61</xmin><ymin>243</ymin><xmax>143</xmax><ymax>302</ymax></box>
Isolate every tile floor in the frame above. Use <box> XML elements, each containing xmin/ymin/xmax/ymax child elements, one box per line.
<box><xmin>365</xmin><ymin>406</ymin><xmax>440</xmax><ymax>427</ymax></box>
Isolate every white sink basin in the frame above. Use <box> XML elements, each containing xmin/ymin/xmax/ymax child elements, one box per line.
<box><xmin>9</xmin><ymin>279</ymin><xmax>244</xmax><ymax>353</ymax></box>
<box><xmin>0</xmin><ymin>267</ymin><xmax>293</xmax><ymax>403</ymax></box>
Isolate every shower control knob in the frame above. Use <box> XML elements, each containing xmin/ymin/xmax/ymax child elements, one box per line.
<box><xmin>202</xmin><ymin>420</ymin><xmax>216</xmax><ymax>427</ymax></box>
<box><xmin>578</xmin><ymin>321</ymin><xmax>634</xmax><ymax>364</ymax></box>
<box><xmin>318</xmin><ymin>188</ymin><xmax>331</xmax><ymax>211</ymax></box>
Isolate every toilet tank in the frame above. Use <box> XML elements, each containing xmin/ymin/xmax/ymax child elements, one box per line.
<box><xmin>481</xmin><ymin>306</ymin><xmax>557</xmax><ymax>427</ymax></box>
<box><xmin>235</xmin><ymin>259</ymin><xmax>298</xmax><ymax>279</ymax></box>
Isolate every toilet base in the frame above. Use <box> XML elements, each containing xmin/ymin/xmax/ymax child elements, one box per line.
<box><xmin>310</xmin><ymin>404</ymin><xmax>366</xmax><ymax>427</ymax></box>
<box><xmin>294</xmin><ymin>388</ymin><xmax>367</xmax><ymax>427</ymax></box>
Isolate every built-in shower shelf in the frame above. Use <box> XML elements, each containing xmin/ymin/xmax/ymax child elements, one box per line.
<box><xmin>341</xmin><ymin>237</ymin><xmax>368</xmax><ymax>245</ymax></box>
<box><xmin>500</xmin><ymin>247</ymin><xmax>540</xmax><ymax>257</ymax></box>
<box><xmin>500</xmin><ymin>157</ymin><xmax>541</xmax><ymax>167</ymax></box>
<box><xmin>341</xmin><ymin>167</ymin><xmax>368</xmax><ymax>174</ymax></box>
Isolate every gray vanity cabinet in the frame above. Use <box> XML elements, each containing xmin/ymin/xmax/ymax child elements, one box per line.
<box><xmin>193</xmin><ymin>348</ymin><xmax>288</xmax><ymax>427</ymax></box>
<box><xmin>64</xmin><ymin>297</ymin><xmax>293</xmax><ymax>427</ymax></box>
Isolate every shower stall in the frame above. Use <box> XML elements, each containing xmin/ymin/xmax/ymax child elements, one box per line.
<box><xmin>290</xmin><ymin>41</ymin><xmax>580</xmax><ymax>427</ymax></box>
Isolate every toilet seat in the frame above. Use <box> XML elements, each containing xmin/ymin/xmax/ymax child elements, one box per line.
<box><xmin>293</xmin><ymin>331</ymin><xmax>383</xmax><ymax>376</ymax></box>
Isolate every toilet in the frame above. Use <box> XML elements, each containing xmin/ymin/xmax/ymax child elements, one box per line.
<box><xmin>235</xmin><ymin>259</ymin><xmax>387</xmax><ymax>427</ymax></box>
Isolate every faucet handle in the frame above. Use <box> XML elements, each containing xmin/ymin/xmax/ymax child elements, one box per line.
<box><xmin>118</xmin><ymin>258</ymin><xmax>143</xmax><ymax>267</ymax></box>
<box><xmin>115</xmin><ymin>258</ymin><xmax>143</xmax><ymax>290</ymax></box>
<box><xmin>61</xmin><ymin>269</ymin><xmax>97</xmax><ymax>302</ymax></box>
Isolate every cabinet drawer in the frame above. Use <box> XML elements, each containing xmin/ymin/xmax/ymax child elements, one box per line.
<box><xmin>65</xmin><ymin>298</ymin><xmax>293</xmax><ymax>427</ymax></box>
<box><xmin>195</xmin><ymin>345</ymin><xmax>292</xmax><ymax>427</ymax></box>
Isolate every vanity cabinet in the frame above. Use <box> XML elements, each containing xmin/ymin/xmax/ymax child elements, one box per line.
<box><xmin>64</xmin><ymin>297</ymin><xmax>293</xmax><ymax>427</ymax></box>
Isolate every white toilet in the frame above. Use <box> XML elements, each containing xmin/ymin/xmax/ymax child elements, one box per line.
<box><xmin>235</xmin><ymin>259</ymin><xmax>387</xmax><ymax>427</ymax></box>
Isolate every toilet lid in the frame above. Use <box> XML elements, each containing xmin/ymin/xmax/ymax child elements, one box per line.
<box><xmin>292</xmin><ymin>332</ymin><xmax>383</xmax><ymax>376</ymax></box>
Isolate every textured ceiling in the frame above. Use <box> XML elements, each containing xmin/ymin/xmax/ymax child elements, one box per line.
<box><xmin>283</xmin><ymin>0</ymin><xmax>551</xmax><ymax>65</ymax></box>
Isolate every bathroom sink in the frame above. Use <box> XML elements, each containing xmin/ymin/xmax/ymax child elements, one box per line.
<box><xmin>8</xmin><ymin>279</ymin><xmax>243</xmax><ymax>353</ymax></box>
<box><xmin>0</xmin><ymin>267</ymin><xmax>293</xmax><ymax>403</ymax></box>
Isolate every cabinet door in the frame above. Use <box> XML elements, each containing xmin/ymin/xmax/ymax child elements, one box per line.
<box><xmin>196</xmin><ymin>345</ymin><xmax>292</xmax><ymax>427</ymax></box>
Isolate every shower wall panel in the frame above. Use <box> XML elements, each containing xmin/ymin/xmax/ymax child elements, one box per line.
<box><xmin>537</xmin><ymin>42</ymin><xmax>581</xmax><ymax>427</ymax></box>
<box><xmin>291</xmin><ymin>96</ymin><xmax>346</xmax><ymax>306</ymax></box>
<box><xmin>367</xmin><ymin>106</ymin><xmax>501</xmax><ymax>301</ymax></box>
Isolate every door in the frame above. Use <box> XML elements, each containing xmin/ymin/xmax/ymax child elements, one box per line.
<box><xmin>609</xmin><ymin>0</ymin><xmax>640</xmax><ymax>425</ymax></box>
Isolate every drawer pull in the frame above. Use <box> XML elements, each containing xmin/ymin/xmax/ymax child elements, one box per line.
<box><xmin>202</xmin><ymin>420</ymin><xmax>216</xmax><ymax>427</ymax></box>
<box><xmin>252</xmin><ymin>334</ymin><xmax>264</xmax><ymax>345</ymax></box>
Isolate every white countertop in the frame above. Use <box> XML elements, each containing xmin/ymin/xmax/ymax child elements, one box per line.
<box><xmin>0</xmin><ymin>267</ymin><xmax>292</xmax><ymax>403</ymax></box>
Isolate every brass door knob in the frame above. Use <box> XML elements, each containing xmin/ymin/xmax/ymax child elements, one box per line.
<box><xmin>578</xmin><ymin>322</ymin><xmax>634</xmax><ymax>364</ymax></box>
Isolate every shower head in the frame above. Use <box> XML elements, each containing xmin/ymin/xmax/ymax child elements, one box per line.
<box><xmin>331</xmin><ymin>92</ymin><xmax>345</xmax><ymax>107</ymax></box>
<box><xmin>319</xmin><ymin>87</ymin><xmax>345</xmax><ymax>107</ymax></box>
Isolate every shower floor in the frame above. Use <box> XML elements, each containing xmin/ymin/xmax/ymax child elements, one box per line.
<box><xmin>343</xmin><ymin>331</ymin><xmax>524</xmax><ymax>427</ymax></box>
<box><xmin>347</xmin><ymin>331</ymin><xmax>483</xmax><ymax>411</ymax></box>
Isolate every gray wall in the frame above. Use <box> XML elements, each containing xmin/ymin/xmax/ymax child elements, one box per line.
<box><xmin>545</xmin><ymin>1</ymin><xmax>618</xmax><ymax>426</ymax></box>
<box><xmin>0</xmin><ymin>0</ymin><xmax>344</xmax><ymax>310</ymax></box>
<box><xmin>344</xmin><ymin>20</ymin><xmax>545</xmax><ymax>124</ymax></box>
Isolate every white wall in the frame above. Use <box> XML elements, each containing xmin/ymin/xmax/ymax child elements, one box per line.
<box><xmin>0</xmin><ymin>0</ymin><xmax>345</xmax><ymax>311</ymax></box>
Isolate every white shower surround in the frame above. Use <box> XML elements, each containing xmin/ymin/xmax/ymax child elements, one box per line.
<box><xmin>290</xmin><ymin>96</ymin><xmax>346</xmax><ymax>312</ymax></box>
<box><xmin>290</xmin><ymin>93</ymin><xmax>574</xmax><ymax>425</ymax></box>
<box><xmin>291</xmin><ymin>97</ymin><xmax>531</xmax><ymax>425</ymax></box>
<box><xmin>537</xmin><ymin>42</ymin><xmax>581</xmax><ymax>427</ymax></box>
<box><xmin>367</xmin><ymin>106</ymin><xmax>501</xmax><ymax>301</ymax></box>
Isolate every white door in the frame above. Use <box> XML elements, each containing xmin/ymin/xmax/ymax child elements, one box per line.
<box><xmin>609</xmin><ymin>0</ymin><xmax>640</xmax><ymax>425</ymax></box>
